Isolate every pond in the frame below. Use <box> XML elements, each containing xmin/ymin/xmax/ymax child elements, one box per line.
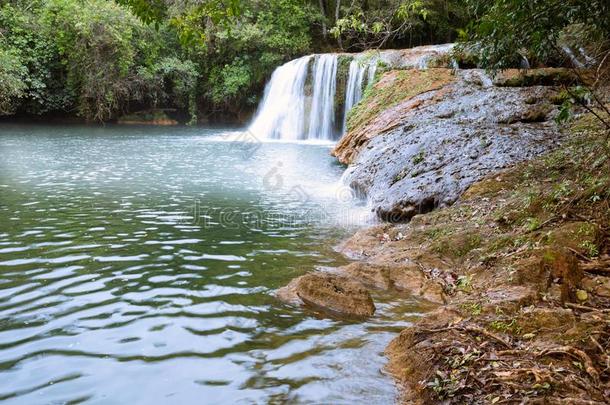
<box><xmin>0</xmin><ymin>124</ymin><xmax>424</xmax><ymax>404</ymax></box>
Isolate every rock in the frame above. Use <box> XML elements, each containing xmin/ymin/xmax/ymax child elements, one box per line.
<box><xmin>576</xmin><ymin>289</ymin><xmax>588</xmax><ymax>301</ymax></box>
<box><xmin>582</xmin><ymin>276</ymin><xmax>610</xmax><ymax>298</ymax></box>
<box><xmin>515</xmin><ymin>306</ymin><xmax>576</xmax><ymax>336</ymax></box>
<box><xmin>545</xmin><ymin>222</ymin><xmax>601</xmax><ymax>256</ymax></box>
<box><xmin>338</xmin><ymin>262</ymin><xmax>393</xmax><ymax>290</ymax></box>
<box><xmin>118</xmin><ymin>109</ymin><xmax>178</xmax><ymax>125</ymax></box>
<box><xmin>333</xmin><ymin>69</ymin><xmax>455</xmax><ymax>165</ymax></box>
<box><xmin>334</xmin><ymin>68</ymin><xmax>563</xmax><ymax>222</ymax></box>
<box><xmin>337</xmin><ymin>262</ymin><xmax>447</xmax><ymax>304</ymax></box>
<box><xmin>483</xmin><ymin>285</ymin><xmax>539</xmax><ymax>313</ymax></box>
<box><xmin>296</xmin><ymin>273</ymin><xmax>376</xmax><ymax>318</ymax></box>
<box><xmin>275</xmin><ymin>276</ymin><xmax>303</xmax><ymax>305</ymax></box>
<box><xmin>492</xmin><ymin>68</ymin><xmax>586</xmax><ymax>87</ymax></box>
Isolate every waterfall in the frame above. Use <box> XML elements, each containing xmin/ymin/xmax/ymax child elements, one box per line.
<box><xmin>561</xmin><ymin>45</ymin><xmax>585</xmax><ymax>68</ymax></box>
<box><xmin>248</xmin><ymin>53</ymin><xmax>380</xmax><ymax>142</ymax></box>
<box><xmin>367</xmin><ymin>62</ymin><xmax>378</xmax><ymax>86</ymax></box>
<box><xmin>248</xmin><ymin>54</ymin><xmax>339</xmax><ymax>141</ymax></box>
<box><xmin>248</xmin><ymin>56</ymin><xmax>312</xmax><ymax>140</ymax></box>
<box><xmin>307</xmin><ymin>55</ymin><xmax>338</xmax><ymax>140</ymax></box>
<box><xmin>342</xmin><ymin>58</ymin><xmax>379</xmax><ymax>133</ymax></box>
<box><xmin>342</xmin><ymin>60</ymin><xmax>368</xmax><ymax>133</ymax></box>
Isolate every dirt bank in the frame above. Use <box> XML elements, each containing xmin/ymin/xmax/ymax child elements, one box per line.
<box><xmin>347</xmin><ymin>120</ymin><xmax>610</xmax><ymax>403</ymax></box>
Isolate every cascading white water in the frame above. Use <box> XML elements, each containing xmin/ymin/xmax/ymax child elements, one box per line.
<box><xmin>248</xmin><ymin>54</ymin><xmax>340</xmax><ymax>141</ymax></box>
<box><xmin>342</xmin><ymin>57</ymin><xmax>379</xmax><ymax>133</ymax></box>
<box><xmin>248</xmin><ymin>55</ymin><xmax>312</xmax><ymax>140</ymax></box>
<box><xmin>247</xmin><ymin>53</ymin><xmax>380</xmax><ymax>141</ymax></box>
<box><xmin>367</xmin><ymin>61</ymin><xmax>378</xmax><ymax>85</ymax></box>
<box><xmin>308</xmin><ymin>55</ymin><xmax>338</xmax><ymax>140</ymax></box>
<box><xmin>342</xmin><ymin>60</ymin><xmax>368</xmax><ymax>133</ymax></box>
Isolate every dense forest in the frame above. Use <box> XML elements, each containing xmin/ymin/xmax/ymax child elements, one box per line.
<box><xmin>0</xmin><ymin>0</ymin><xmax>608</xmax><ymax>123</ymax></box>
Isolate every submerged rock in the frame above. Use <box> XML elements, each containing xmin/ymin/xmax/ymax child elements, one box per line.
<box><xmin>334</xmin><ymin>69</ymin><xmax>564</xmax><ymax>222</ymax></box>
<box><xmin>276</xmin><ymin>273</ymin><xmax>376</xmax><ymax>318</ymax></box>
<box><xmin>297</xmin><ymin>273</ymin><xmax>375</xmax><ymax>318</ymax></box>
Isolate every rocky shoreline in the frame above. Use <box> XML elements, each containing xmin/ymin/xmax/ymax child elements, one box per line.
<box><xmin>276</xmin><ymin>65</ymin><xmax>610</xmax><ymax>403</ymax></box>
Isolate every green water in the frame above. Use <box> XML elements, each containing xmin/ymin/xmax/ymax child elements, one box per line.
<box><xmin>0</xmin><ymin>124</ymin><xmax>425</xmax><ymax>404</ymax></box>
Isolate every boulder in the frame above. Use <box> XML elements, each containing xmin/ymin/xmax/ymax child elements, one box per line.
<box><xmin>292</xmin><ymin>273</ymin><xmax>376</xmax><ymax>318</ymax></box>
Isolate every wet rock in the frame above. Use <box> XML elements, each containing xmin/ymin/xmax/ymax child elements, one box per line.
<box><xmin>337</xmin><ymin>262</ymin><xmax>393</xmax><ymax>290</ymax></box>
<box><xmin>338</xmin><ymin>262</ymin><xmax>446</xmax><ymax>303</ymax></box>
<box><xmin>281</xmin><ymin>273</ymin><xmax>376</xmax><ymax>318</ymax></box>
<box><xmin>275</xmin><ymin>276</ymin><xmax>303</xmax><ymax>305</ymax></box>
<box><xmin>334</xmin><ymin>69</ymin><xmax>563</xmax><ymax>222</ymax></box>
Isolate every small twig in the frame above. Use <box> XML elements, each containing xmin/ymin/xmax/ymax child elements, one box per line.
<box><xmin>565</xmin><ymin>302</ymin><xmax>610</xmax><ymax>313</ymax></box>
<box><xmin>590</xmin><ymin>336</ymin><xmax>606</xmax><ymax>354</ymax></box>
<box><xmin>569</xmin><ymin>247</ymin><xmax>593</xmax><ymax>262</ymax></box>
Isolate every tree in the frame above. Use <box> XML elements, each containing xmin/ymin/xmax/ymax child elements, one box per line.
<box><xmin>330</xmin><ymin>0</ymin><xmax>470</xmax><ymax>50</ymax></box>
<box><xmin>464</xmin><ymin>0</ymin><xmax>610</xmax><ymax>70</ymax></box>
<box><xmin>0</xmin><ymin>48</ymin><xmax>27</xmax><ymax>115</ymax></box>
<box><xmin>464</xmin><ymin>0</ymin><xmax>610</xmax><ymax>169</ymax></box>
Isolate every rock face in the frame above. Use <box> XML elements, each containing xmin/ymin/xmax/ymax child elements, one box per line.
<box><xmin>334</xmin><ymin>69</ymin><xmax>564</xmax><ymax>222</ymax></box>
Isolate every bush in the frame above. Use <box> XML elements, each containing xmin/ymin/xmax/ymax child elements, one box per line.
<box><xmin>0</xmin><ymin>48</ymin><xmax>27</xmax><ymax>115</ymax></box>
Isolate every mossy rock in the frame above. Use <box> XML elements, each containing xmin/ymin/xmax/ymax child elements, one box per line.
<box><xmin>345</xmin><ymin>69</ymin><xmax>455</xmax><ymax>136</ymax></box>
<box><xmin>493</xmin><ymin>68</ymin><xmax>589</xmax><ymax>87</ymax></box>
<box><xmin>430</xmin><ymin>230</ymin><xmax>483</xmax><ymax>260</ymax></box>
<box><xmin>544</xmin><ymin>222</ymin><xmax>601</xmax><ymax>257</ymax></box>
<box><xmin>118</xmin><ymin>109</ymin><xmax>178</xmax><ymax>125</ymax></box>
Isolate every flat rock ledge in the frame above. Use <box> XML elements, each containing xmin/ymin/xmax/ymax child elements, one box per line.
<box><xmin>276</xmin><ymin>273</ymin><xmax>375</xmax><ymax>318</ymax></box>
<box><xmin>336</xmin><ymin>262</ymin><xmax>446</xmax><ymax>304</ymax></box>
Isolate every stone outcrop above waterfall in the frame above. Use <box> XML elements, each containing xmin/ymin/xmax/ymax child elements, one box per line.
<box><xmin>334</xmin><ymin>68</ymin><xmax>567</xmax><ymax>222</ymax></box>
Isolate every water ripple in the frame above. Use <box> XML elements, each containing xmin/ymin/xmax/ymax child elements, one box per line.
<box><xmin>0</xmin><ymin>124</ymin><xmax>414</xmax><ymax>403</ymax></box>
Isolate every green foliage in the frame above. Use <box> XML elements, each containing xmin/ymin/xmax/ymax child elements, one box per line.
<box><xmin>0</xmin><ymin>0</ymin><xmax>315</xmax><ymax>121</ymax></box>
<box><xmin>489</xmin><ymin>319</ymin><xmax>520</xmax><ymax>334</ymax></box>
<box><xmin>331</xmin><ymin>0</ymin><xmax>471</xmax><ymax>50</ymax></box>
<box><xmin>464</xmin><ymin>0</ymin><xmax>610</xmax><ymax>69</ymax></box>
<box><xmin>42</xmin><ymin>0</ymin><xmax>144</xmax><ymax>121</ymax></box>
<box><xmin>0</xmin><ymin>3</ymin><xmax>72</xmax><ymax>115</ymax></box>
<box><xmin>139</xmin><ymin>57</ymin><xmax>200</xmax><ymax>123</ymax></box>
<box><xmin>555</xmin><ymin>86</ymin><xmax>593</xmax><ymax>125</ymax></box>
<box><xmin>115</xmin><ymin>0</ymin><xmax>167</xmax><ymax>24</ymax></box>
<box><xmin>0</xmin><ymin>0</ymin><xmax>201</xmax><ymax>122</ymax></box>
<box><xmin>0</xmin><ymin>48</ymin><xmax>27</xmax><ymax>115</ymax></box>
<box><xmin>198</xmin><ymin>0</ymin><xmax>315</xmax><ymax>110</ymax></box>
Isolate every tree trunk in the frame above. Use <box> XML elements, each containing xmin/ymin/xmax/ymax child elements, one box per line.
<box><xmin>335</xmin><ymin>0</ymin><xmax>342</xmax><ymax>49</ymax></box>
<box><xmin>319</xmin><ymin>0</ymin><xmax>327</xmax><ymax>39</ymax></box>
